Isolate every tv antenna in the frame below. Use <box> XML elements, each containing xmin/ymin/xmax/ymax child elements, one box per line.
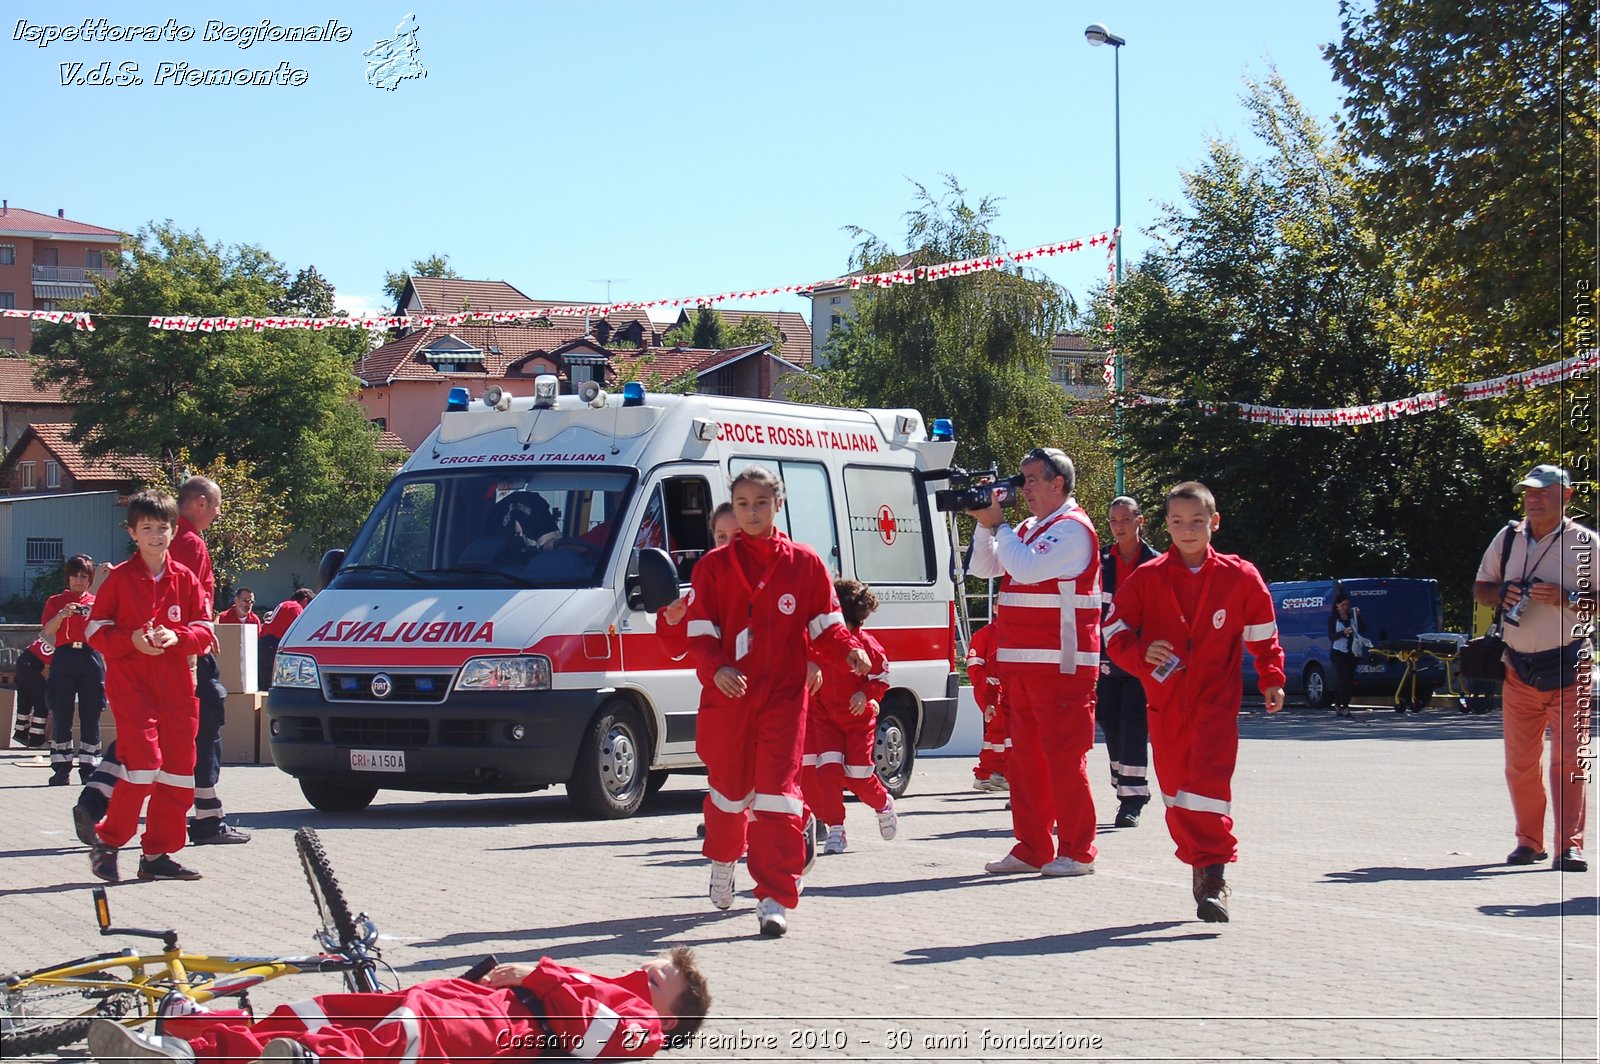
<box><xmin>589</xmin><ymin>278</ymin><xmax>629</xmax><ymax>302</ymax></box>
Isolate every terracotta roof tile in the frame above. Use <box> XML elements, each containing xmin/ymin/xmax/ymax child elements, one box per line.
<box><xmin>356</xmin><ymin>323</ymin><xmax>593</xmax><ymax>383</ymax></box>
<box><xmin>2</xmin><ymin>423</ymin><xmax>157</xmax><ymax>484</ymax></box>
<box><xmin>670</xmin><ymin>308</ymin><xmax>812</xmax><ymax>365</ymax></box>
<box><xmin>1052</xmin><ymin>331</ymin><xmax>1102</xmax><ymax>354</ymax></box>
<box><xmin>0</xmin><ymin>358</ymin><xmax>68</xmax><ymax>403</ymax></box>
<box><xmin>0</xmin><ymin>207</ymin><xmax>123</xmax><ymax>239</ymax></box>
<box><xmin>403</xmin><ymin>280</ymin><xmax>659</xmax><ymax>342</ymax></box>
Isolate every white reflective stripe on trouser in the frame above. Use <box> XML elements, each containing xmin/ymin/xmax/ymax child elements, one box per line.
<box><xmin>815</xmin><ymin>751</ymin><xmax>845</xmax><ymax>767</ymax></box>
<box><xmin>982</xmin><ymin>741</ymin><xmax>1008</xmax><ymax>753</ymax></box>
<box><xmin>374</xmin><ymin>1006</ymin><xmax>421</xmax><ymax>1064</ymax></box>
<box><xmin>124</xmin><ymin>768</ymin><xmax>159</xmax><ymax>785</ymax></box>
<box><xmin>570</xmin><ymin>1002</ymin><xmax>622</xmax><ymax>1060</ymax></box>
<box><xmin>843</xmin><ymin>765</ymin><xmax>875</xmax><ymax>778</ymax></box>
<box><xmin>708</xmin><ymin>786</ymin><xmax>754</xmax><ymax>814</ymax></box>
<box><xmin>751</xmin><ymin>791</ymin><xmax>805</xmax><ymax>816</ymax></box>
<box><xmin>154</xmin><ymin>771</ymin><xmax>195</xmax><ymax>788</ymax></box>
<box><xmin>808</xmin><ymin>611</ymin><xmax>846</xmax><ymax>639</ymax></box>
<box><xmin>1120</xmin><ymin>764</ymin><xmax>1147</xmax><ymax>779</ymax></box>
<box><xmin>1171</xmin><ymin>789</ymin><xmax>1230</xmax><ymax>815</ymax></box>
<box><xmin>1161</xmin><ymin>792</ymin><xmax>1176</xmax><ymax>808</ymax></box>
<box><xmin>687</xmin><ymin>620</ymin><xmax>721</xmax><ymax>639</ymax></box>
<box><xmin>288</xmin><ymin>998</ymin><xmax>331</xmax><ymax>1031</ymax></box>
<box><xmin>1242</xmin><ymin>620</ymin><xmax>1278</xmax><ymax>641</ymax></box>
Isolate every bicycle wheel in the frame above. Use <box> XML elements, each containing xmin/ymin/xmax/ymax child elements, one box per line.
<box><xmin>2</xmin><ymin>971</ymin><xmax>139</xmax><ymax>1056</ymax></box>
<box><xmin>293</xmin><ymin>828</ymin><xmax>379</xmax><ymax>992</ymax></box>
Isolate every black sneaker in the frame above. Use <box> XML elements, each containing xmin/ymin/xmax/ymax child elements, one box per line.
<box><xmin>48</xmin><ymin>769</ymin><xmax>72</xmax><ymax>787</ymax></box>
<box><xmin>1554</xmin><ymin>848</ymin><xmax>1588</xmax><ymax>872</ymax></box>
<box><xmin>1114</xmin><ymin>803</ymin><xmax>1142</xmax><ymax>829</ymax></box>
<box><xmin>73</xmin><ymin>803</ymin><xmax>102</xmax><ymax>847</ymax></box>
<box><xmin>1506</xmin><ymin>845</ymin><xmax>1549</xmax><ymax>865</ymax></box>
<box><xmin>138</xmin><ymin>854</ymin><xmax>203</xmax><ymax>881</ymax></box>
<box><xmin>1195</xmin><ymin>864</ymin><xmax>1230</xmax><ymax>923</ymax></box>
<box><xmin>90</xmin><ymin>841</ymin><xmax>120</xmax><ymax>883</ymax></box>
<box><xmin>190</xmin><ymin>824</ymin><xmax>251</xmax><ymax>846</ymax></box>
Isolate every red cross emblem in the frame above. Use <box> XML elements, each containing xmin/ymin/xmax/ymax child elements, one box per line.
<box><xmin>876</xmin><ymin>505</ymin><xmax>898</xmax><ymax>545</ymax></box>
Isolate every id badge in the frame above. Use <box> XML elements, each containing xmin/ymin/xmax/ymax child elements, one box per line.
<box><xmin>735</xmin><ymin>628</ymin><xmax>752</xmax><ymax>661</ymax></box>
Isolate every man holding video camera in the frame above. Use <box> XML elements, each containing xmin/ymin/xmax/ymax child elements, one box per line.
<box><xmin>967</xmin><ymin>447</ymin><xmax>1101</xmax><ymax>878</ymax></box>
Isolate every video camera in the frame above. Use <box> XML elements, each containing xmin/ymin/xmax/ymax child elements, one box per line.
<box><xmin>929</xmin><ymin>466</ymin><xmax>1023</xmax><ymax>513</ymax></box>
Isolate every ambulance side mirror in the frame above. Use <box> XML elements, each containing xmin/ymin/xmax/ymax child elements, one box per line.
<box><xmin>627</xmin><ymin>548</ymin><xmax>680</xmax><ymax>612</ymax></box>
<box><xmin>318</xmin><ymin>549</ymin><xmax>346</xmax><ymax>589</ymax></box>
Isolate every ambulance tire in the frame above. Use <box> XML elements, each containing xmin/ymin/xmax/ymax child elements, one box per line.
<box><xmin>874</xmin><ymin>700</ymin><xmax>916</xmax><ymax>799</ymax></box>
<box><xmin>568</xmin><ymin>700</ymin><xmax>649</xmax><ymax>819</ymax></box>
<box><xmin>300</xmin><ymin>778</ymin><xmax>379</xmax><ymax>813</ymax></box>
<box><xmin>646</xmin><ymin>769</ymin><xmax>671</xmax><ymax>796</ymax></box>
<box><xmin>1302</xmin><ymin>663</ymin><xmax>1330</xmax><ymax>709</ymax></box>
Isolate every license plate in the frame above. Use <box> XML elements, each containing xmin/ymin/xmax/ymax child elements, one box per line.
<box><xmin>1356</xmin><ymin>664</ymin><xmax>1384</xmax><ymax>674</ymax></box>
<box><xmin>350</xmin><ymin>749</ymin><xmax>405</xmax><ymax>772</ymax></box>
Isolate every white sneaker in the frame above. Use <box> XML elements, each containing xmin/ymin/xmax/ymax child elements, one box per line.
<box><xmin>708</xmin><ymin>860</ymin><xmax>736</xmax><ymax>910</ymax></box>
<box><xmin>756</xmin><ymin>897</ymin><xmax>788</xmax><ymax>937</ymax></box>
<box><xmin>876</xmin><ymin>796</ymin><xmax>898</xmax><ymax>840</ymax></box>
<box><xmin>972</xmin><ymin>776</ymin><xmax>992</xmax><ymax>791</ymax></box>
<box><xmin>985</xmin><ymin>773</ymin><xmax>1010</xmax><ymax>792</ymax></box>
<box><xmin>823</xmin><ymin>825</ymin><xmax>847</xmax><ymax>854</ymax></box>
<box><xmin>256</xmin><ymin>1038</ymin><xmax>319</xmax><ymax>1062</ymax></box>
<box><xmin>88</xmin><ymin>1018</ymin><xmax>196</xmax><ymax>1062</ymax></box>
<box><xmin>984</xmin><ymin>853</ymin><xmax>1041</xmax><ymax>875</ymax></box>
<box><xmin>1041</xmin><ymin>856</ymin><xmax>1096</xmax><ymax>877</ymax></box>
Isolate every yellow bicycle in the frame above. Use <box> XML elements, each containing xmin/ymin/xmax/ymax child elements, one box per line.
<box><xmin>1</xmin><ymin>828</ymin><xmax>388</xmax><ymax>1056</ymax></box>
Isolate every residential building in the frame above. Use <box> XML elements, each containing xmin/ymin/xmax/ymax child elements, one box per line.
<box><xmin>665</xmin><ymin>307</ymin><xmax>812</xmax><ymax>366</ymax></box>
<box><xmin>0</xmin><ymin>491</ymin><xmax>130</xmax><ymax>607</ymax></box>
<box><xmin>396</xmin><ymin>277</ymin><xmax>659</xmax><ymax>348</ymax></box>
<box><xmin>0</xmin><ymin>357</ymin><xmax>73</xmax><ymax>452</ymax></box>
<box><xmin>1049</xmin><ymin>332</ymin><xmax>1107</xmax><ymax>401</ymax></box>
<box><xmin>0</xmin><ymin>423</ymin><xmax>157</xmax><ymax>496</ymax></box>
<box><xmin>0</xmin><ymin>203</ymin><xmax>122</xmax><ymax>353</ymax></box>
<box><xmin>613</xmin><ymin>343</ymin><xmax>810</xmax><ymax>400</ymax></box>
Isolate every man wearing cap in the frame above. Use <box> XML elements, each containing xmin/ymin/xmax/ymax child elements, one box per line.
<box><xmin>1473</xmin><ymin>464</ymin><xmax>1596</xmax><ymax>873</ymax></box>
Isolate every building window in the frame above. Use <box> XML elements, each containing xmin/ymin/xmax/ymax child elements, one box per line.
<box><xmin>0</xmin><ymin>292</ymin><xmax>14</xmax><ymax>310</ymax></box>
<box><xmin>25</xmin><ymin>537</ymin><xmax>64</xmax><ymax>566</ymax></box>
<box><xmin>370</xmin><ymin>417</ymin><xmax>387</xmax><ymax>431</ymax></box>
<box><xmin>0</xmin><ymin>337</ymin><xmax>15</xmax><ymax>350</ymax></box>
<box><xmin>34</xmin><ymin>246</ymin><xmax>58</xmax><ymax>267</ymax></box>
<box><xmin>17</xmin><ymin>461</ymin><xmax>37</xmax><ymax>489</ymax></box>
<box><xmin>35</xmin><ymin>299</ymin><xmax>55</xmax><ymax>312</ymax></box>
<box><xmin>830</xmin><ymin>314</ymin><xmax>841</xmax><ymax>331</ymax></box>
<box><xmin>829</xmin><ymin>296</ymin><xmax>840</xmax><ymax>305</ymax></box>
<box><xmin>45</xmin><ymin>461</ymin><xmax>61</xmax><ymax>488</ymax></box>
<box><xmin>0</xmin><ymin>244</ymin><xmax>14</xmax><ymax>265</ymax></box>
<box><xmin>85</xmin><ymin>249</ymin><xmax>104</xmax><ymax>269</ymax></box>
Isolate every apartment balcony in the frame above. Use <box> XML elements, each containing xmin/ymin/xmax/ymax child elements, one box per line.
<box><xmin>32</xmin><ymin>265</ymin><xmax>115</xmax><ymax>283</ymax></box>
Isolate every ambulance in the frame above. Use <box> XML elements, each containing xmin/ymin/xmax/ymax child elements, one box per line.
<box><xmin>264</xmin><ymin>378</ymin><xmax>962</xmax><ymax>818</ymax></box>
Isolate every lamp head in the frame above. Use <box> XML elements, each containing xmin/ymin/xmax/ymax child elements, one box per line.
<box><xmin>1084</xmin><ymin>23</ymin><xmax>1126</xmax><ymax>47</ymax></box>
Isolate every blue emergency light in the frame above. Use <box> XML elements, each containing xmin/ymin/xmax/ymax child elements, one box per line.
<box><xmin>622</xmin><ymin>381</ymin><xmax>646</xmax><ymax>407</ymax></box>
<box><xmin>931</xmin><ymin>418</ymin><xmax>954</xmax><ymax>441</ymax></box>
<box><xmin>446</xmin><ymin>387</ymin><xmax>471</xmax><ymax>412</ymax></box>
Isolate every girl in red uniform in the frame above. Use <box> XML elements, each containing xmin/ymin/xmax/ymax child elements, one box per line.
<box><xmin>41</xmin><ymin>554</ymin><xmax>107</xmax><ymax>785</ymax></box>
<box><xmin>686</xmin><ymin>467</ymin><xmax>867</xmax><ymax>936</ymax></box>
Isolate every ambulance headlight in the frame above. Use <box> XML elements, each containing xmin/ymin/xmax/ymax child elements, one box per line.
<box><xmin>273</xmin><ymin>654</ymin><xmax>321</xmax><ymax>689</ymax></box>
<box><xmin>458</xmin><ymin>655</ymin><xmax>552</xmax><ymax>691</ymax></box>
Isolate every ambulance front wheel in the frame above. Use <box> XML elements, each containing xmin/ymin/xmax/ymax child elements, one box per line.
<box><xmin>874</xmin><ymin>702</ymin><xmax>916</xmax><ymax>799</ymax></box>
<box><xmin>300</xmin><ymin>777</ymin><xmax>379</xmax><ymax>813</ymax></box>
<box><xmin>568</xmin><ymin>700</ymin><xmax>650</xmax><ymax>819</ymax></box>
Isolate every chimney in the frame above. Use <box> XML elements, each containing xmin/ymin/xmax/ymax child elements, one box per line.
<box><xmin>58</xmin><ymin>209</ymin><xmax>66</xmax><ymax>218</ymax></box>
<box><xmin>2</xmin><ymin>199</ymin><xmax>7</xmax><ymax>215</ymax></box>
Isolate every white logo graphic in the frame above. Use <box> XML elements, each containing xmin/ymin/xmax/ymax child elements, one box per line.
<box><xmin>686</xmin><ymin>588</ymin><xmax>695</xmax><ymax>606</ymax></box>
<box><xmin>370</xmin><ymin>673</ymin><xmax>393</xmax><ymax>699</ymax></box>
<box><xmin>364</xmin><ymin>12</ymin><xmax>427</xmax><ymax>91</ymax></box>
<box><xmin>1212</xmin><ymin>609</ymin><xmax>1227</xmax><ymax>629</ymax></box>
<box><xmin>777</xmin><ymin>593</ymin><xmax>797</xmax><ymax>615</ymax></box>
<box><xmin>167</xmin><ymin>604</ymin><xmax>183</xmax><ymax>622</ymax></box>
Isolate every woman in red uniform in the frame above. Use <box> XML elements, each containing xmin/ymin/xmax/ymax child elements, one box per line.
<box><xmin>41</xmin><ymin>554</ymin><xmax>106</xmax><ymax>785</ymax></box>
<box><xmin>686</xmin><ymin>467</ymin><xmax>867</xmax><ymax>937</ymax></box>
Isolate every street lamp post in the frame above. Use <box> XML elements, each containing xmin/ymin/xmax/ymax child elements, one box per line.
<box><xmin>1085</xmin><ymin>22</ymin><xmax>1126</xmax><ymax>496</ymax></box>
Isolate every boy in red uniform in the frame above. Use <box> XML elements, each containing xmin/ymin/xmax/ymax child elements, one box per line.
<box><xmin>965</xmin><ymin>622</ymin><xmax>1010</xmax><ymax>792</ymax></box>
<box><xmin>88</xmin><ymin>948</ymin><xmax>711</xmax><ymax>1063</ymax></box>
<box><xmin>84</xmin><ymin>490</ymin><xmax>216</xmax><ymax>884</ymax></box>
<box><xmin>686</xmin><ymin>466</ymin><xmax>868</xmax><ymax>937</ymax></box>
<box><xmin>1103</xmin><ymin>481</ymin><xmax>1286</xmax><ymax>922</ymax></box>
<box><xmin>806</xmin><ymin>578</ymin><xmax>898</xmax><ymax>854</ymax></box>
<box><xmin>41</xmin><ymin>554</ymin><xmax>107</xmax><ymax>784</ymax></box>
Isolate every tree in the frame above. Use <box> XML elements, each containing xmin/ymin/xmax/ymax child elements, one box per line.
<box><xmin>1327</xmin><ymin>0</ymin><xmax>1597</xmax><ymax>478</ymax></box>
<box><xmin>382</xmin><ymin>253</ymin><xmax>459</xmax><ymax>311</ymax></box>
<box><xmin>1096</xmin><ymin>74</ymin><xmax>1512</xmax><ymax>624</ymax></box>
<box><xmin>725</xmin><ymin>315</ymin><xmax>783</xmax><ymax>358</ymax></box>
<box><xmin>276</xmin><ymin>265</ymin><xmax>338</xmax><ymax>317</ymax></box>
<box><xmin>31</xmin><ymin>222</ymin><xmax>392</xmax><ymax>554</ymax></box>
<box><xmin>148</xmin><ymin>449</ymin><xmax>289</xmax><ymax>590</ymax></box>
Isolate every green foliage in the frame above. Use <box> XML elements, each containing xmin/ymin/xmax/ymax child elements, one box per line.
<box><xmin>690</xmin><ymin>306</ymin><xmax>726</xmax><ymax>349</ymax></box>
<box><xmin>382</xmin><ymin>253</ymin><xmax>459</xmax><ymax>311</ymax></box>
<box><xmin>31</xmin><ymin>222</ymin><xmax>392</xmax><ymax>558</ymax></box>
<box><xmin>148</xmin><ymin>449</ymin><xmax>289</xmax><ymax>590</ymax></box>
<box><xmin>725</xmin><ymin>315</ymin><xmax>782</xmax><ymax>356</ymax></box>
<box><xmin>1326</xmin><ymin>0</ymin><xmax>1597</xmax><ymax>476</ymax></box>
<box><xmin>1096</xmin><ymin>74</ymin><xmax>1513</xmax><ymax>627</ymax></box>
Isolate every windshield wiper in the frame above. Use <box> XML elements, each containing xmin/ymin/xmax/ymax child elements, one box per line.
<box><xmin>337</xmin><ymin>563</ymin><xmax>428</xmax><ymax>585</ymax></box>
<box><xmin>422</xmin><ymin>565</ymin><xmax>525</xmax><ymax>584</ymax></box>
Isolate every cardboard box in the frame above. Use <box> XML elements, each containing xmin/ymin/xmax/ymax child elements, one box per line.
<box><xmin>220</xmin><ymin>692</ymin><xmax>263</xmax><ymax>764</ymax></box>
<box><xmin>213</xmin><ymin>623</ymin><xmax>259</xmax><ymax>695</ymax></box>
<box><xmin>0</xmin><ymin>688</ymin><xmax>14</xmax><ymax>749</ymax></box>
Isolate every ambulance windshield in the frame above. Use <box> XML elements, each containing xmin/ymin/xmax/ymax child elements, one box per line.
<box><xmin>335</xmin><ymin>468</ymin><xmax>636</xmax><ymax>589</ymax></box>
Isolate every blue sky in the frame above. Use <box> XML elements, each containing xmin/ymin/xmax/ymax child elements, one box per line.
<box><xmin>3</xmin><ymin>1</ymin><xmax>1347</xmax><ymax>323</ymax></box>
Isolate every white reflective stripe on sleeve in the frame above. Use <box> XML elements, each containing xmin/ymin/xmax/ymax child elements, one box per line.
<box><xmin>995</xmin><ymin>648</ymin><xmax>1062</xmax><ymax>663</ymax></box>
<box><xmin>687</xmin><ymin>620</ymin><xmax>721</xmax><ymax>639</ymax></box>
<box><xmin>1242</xmin><ymin>621</ymin><xmax>1278</xmax><ymax>641</ymax></box>
<box><xmin>124</xmin><ymin>768</ymin><xmax>159</xmax><ymax>785</ymax></box>
<box><xmin>154</xmin><ymin>770</ymin><xmax>195</xmax><ymax>788</ymax></box>
<box><xmin>193</xmin><ymin>620</ymin><xmax>215</xmax><ymax>633</ymax></box>
<box><xmin>1102</xmin><ymin>619</ymin><xmax>1130</xmax><ymax>641</ymax></box>
<box><xmin>869</xmin><ymin>670</ymin><xmax>890</xmax><ymax>683</ymax></box>
<box><xmin>1100</xmin><ymin>591</ymin><xmax>1113</xmax><ymax>606</ymax></box>
<box><xmin>1172</xmin><ymin>789</ymin><xmax>1231</xmax><ymax>815</ymax></box>
<box><xmin>815</xmin><ymin>751</ymin><xmax>845</xmax><ymax>767</ymax></box>
<box><xmin>570</xmin><ymin>1002</ymin><xmax>623</xmax><ymax>1060</ymax></box>
<box><xmin>708</xmin><ymin>786</ymin><xmax>755</xmax><ymax>814</ymax></box>
<box><xmin>373</xmin><ymin>1007</ymin><xmax>421</xmax><ymax>1064</ymax></box>
<box><xmin>85</xmin><ymin>619</ymin><xmax>113</xmax><ymax>640</ymax></box>
<box><xmin>289</xmin><ymin>998</ymin><xmax>331</xmax><ymax>1031</ymax></box>
<box><xmin>967</xmin><ymin>653</ymin><xmax>985</xmax><ymax>667</ymax></box>
<box><xmin>808</xmin><ymin>611</ymin><xmax>846</xmax><ymax>639</ymax></box>
<box><xmin>997</xmin><ymin>592</ymin><xmax>1063</xmax><ymax>608</ymax></box>
<box><xmin>801</xmin><ymin>753</ymin><xmax>818</xmax><ymax>767</ymax></box>
<box><xmin>752</xmin><ymin>791</ymin><xmax>806</xmax><ymax>816</ymax></box>
<box><xmin>843</xmin><ymin>764</ymin><xmax>875</xmax><ymax>778</ymax></box>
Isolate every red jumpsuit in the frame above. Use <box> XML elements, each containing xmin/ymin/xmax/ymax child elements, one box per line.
<box><xmin>85</xmin><ymin>557</ymin><xmax>214</xmax><ymax>856</ymax></box>
<box><xmin>655</xmin><ymin>606</ymin><xmax>688</xmax><ymax>661</ymax></box>
<box><xmin>805</xmin><ymin>627</ymin><xmax>891</xmax><ymax>828</ymax></box>
<box><xmin>218</xmin><ymin>608</ymin><xmax>261</xmax><ymax>625</ymax></box>
<box><xmin>1104</xmin><ymin>546</ymin><xmax>1286</xmax><ymax>867</ymax></box>
<box><xmin>174</xmin><ymin>962</ymin><xmax>664</xmax><ymax>1061</ymax></box>
<box><xmin>965</xmin><ymin>623</ymin><xmax>1010</xmax><ymax>782</ymax></box>
<box><xmin>687</xmin><ymin>530</ymin><xmax>854</xmax><ymax>909</ymax></box>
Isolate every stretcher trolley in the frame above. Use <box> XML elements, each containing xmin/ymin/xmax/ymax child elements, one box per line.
<box><xmin>1367</xmin><ymin>633</ymin><xmax>1468</xmax><ymax>713</ymax></box>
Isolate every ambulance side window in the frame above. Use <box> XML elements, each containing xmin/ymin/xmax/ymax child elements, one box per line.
<box><xmin>843</xmin><ymin>465</ymin><xmax>932</xmax><ymax>583</ymax></box>
<box><xmin>635</xmin><ymin>475</ymin><xmax>714</xmax><ymax>583</ymax></box>
<box><xmin>730</xmin><ymin>458</ymin><xmax>840</xmax><ymax>574</ymax></box>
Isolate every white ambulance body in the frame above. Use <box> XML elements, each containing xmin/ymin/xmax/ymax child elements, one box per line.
<box><xmin>265</xmin><ymin>384</ymin><xmax>961</xmax><ymax>818</ymax></box>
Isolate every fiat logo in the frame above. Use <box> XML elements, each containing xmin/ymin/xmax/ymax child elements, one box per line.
<box><xmin>370</xmin><ymin>673</ymin><xmax>394</xmax><ymax>699</ymax></box>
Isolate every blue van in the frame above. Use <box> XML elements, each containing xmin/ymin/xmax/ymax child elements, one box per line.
<box><xmin>1253</xmin><ymin>578</ymin><xmax>1446</xmax><ymax>708</ymax></box>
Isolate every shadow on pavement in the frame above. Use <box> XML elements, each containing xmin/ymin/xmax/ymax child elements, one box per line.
<box><xmin>1238</xmin><ymin>707</ymin><xmax>1502</xmax><ymax>742</ymax></box>
<box><xmin>235</xmin><ymin>786</ymin><xmax>707</xmax><ymax>830</ymax></box>
<box><xmin>1478</xmin><ymin>896</ymin><xmax>1600</xmax><ymax>918</ymax></box>
<box><xmin>897</xmin><ymin>920</ymin><xmax>1220</xmax><ymax>964</ymax></box>
<box><xmin>397</xmin><ymin>908</ymin><xmax>765</xmax><ymax>971</ymax></box>
<box><xmin>1322</xmin><ymin>863</ymin><xmax>1525</xmax><ymax>884</ymax></box>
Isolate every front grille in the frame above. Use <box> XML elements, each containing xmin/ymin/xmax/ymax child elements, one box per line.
<box><xmin>328</xmin><ymin>718</ymin><xmax>430</xmax><ymax>746</ymax></box>
<box><xmin>324</xmin><ymin>671</ymin><xmax>452</xmax><ymax>704</ymax></box>
<box><xmin>438</xmin><ymin>719</ymin><xmax>490</xmax><ymax>746</ymax></box>
<box><xmin>275</xmin><ymin>716</ymin><xmax>324</xmax><ymax>742</ymax></box>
